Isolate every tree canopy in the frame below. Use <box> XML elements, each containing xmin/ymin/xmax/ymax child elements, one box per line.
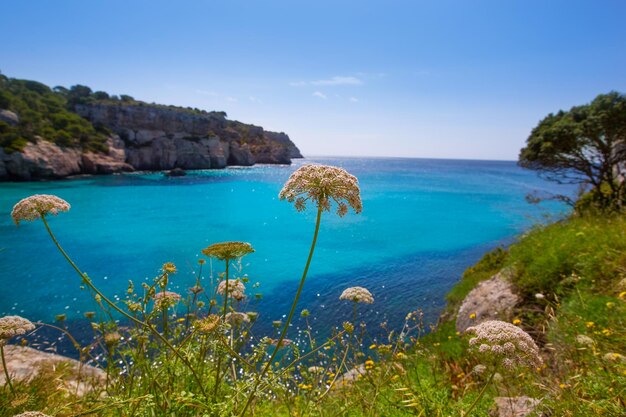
<box><xmin>519</xmin><ymin>92</ymin><xmax>626</xmax><ymax>209</ymax></box>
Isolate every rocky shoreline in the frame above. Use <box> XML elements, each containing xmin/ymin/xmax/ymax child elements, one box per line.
<box><xmin>0</xmin><ymin>103</ymin><xmax>302</xmax><ymax>181</ymax></box>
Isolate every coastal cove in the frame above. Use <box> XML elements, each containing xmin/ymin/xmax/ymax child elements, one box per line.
<box><xmin>0</xmin><ymin>157</ymin><xmax>572</xmax><ymax>344</ymax></box>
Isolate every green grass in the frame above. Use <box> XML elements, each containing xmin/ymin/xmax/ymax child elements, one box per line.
<box><xmin>506</xmin><ymin>214</ymin><xmax>626</xmax><ymax>300</ymax></box>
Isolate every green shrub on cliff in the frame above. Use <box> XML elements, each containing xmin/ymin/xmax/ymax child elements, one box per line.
<box><xmin>0</xmin><ymin>75</ymin><xmax>111</xmax><ymax>153</ymax></box>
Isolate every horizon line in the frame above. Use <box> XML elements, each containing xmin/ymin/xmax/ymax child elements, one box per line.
<box><xmin>300</xmin><ymin>154</ymin><xmax>518</xmax><ymax>163</ymax></box>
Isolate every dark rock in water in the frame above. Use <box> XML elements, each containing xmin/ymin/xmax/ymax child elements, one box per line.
<box><xmin>166</xmin><ymin>167</ymin><xmax>187</xmax><ymax>177</ymax></box>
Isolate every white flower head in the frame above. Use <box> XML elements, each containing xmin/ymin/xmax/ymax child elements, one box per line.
<box><xmin>466</xmin><ymin>320</ymin><xmax>542</xmax><ymax>370</ymax></box>
<box><xmin>339</xmin><ymin>286</ymin><xmax>374</xmax><ymax>304</ymax></box>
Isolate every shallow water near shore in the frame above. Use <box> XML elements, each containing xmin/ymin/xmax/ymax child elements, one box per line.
<box><xmin>0</xmin><ymin>157</ymin><xmax>571</xmax><ymax>349</ymax></box>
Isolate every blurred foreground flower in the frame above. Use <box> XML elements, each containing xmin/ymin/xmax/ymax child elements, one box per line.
<box><xmin>11</xmin><ymin>194</ymin><xmax>70</xmax><ymax>225</ymax></box>
<box><xmin>195</xmin><ymin>315</ymin><xmax>221</xmax><ymax>334</ymax></box>
<box><xmin>0</xmin><ymin>316</ymin><xmax>35</xmax><ymax>344</ymax></box>
<box><xmin>225</xmin><ymin>312</ymin><xmax>250</xmax><ymax>327</ymax></box>
<box><xmin>279</xmin><ymin>164</ymin><xmax>362</xmax><ymax>216</ymax></box>
<box><xmin>0</xmin><ymin>315</ymin><xmax>35</xmax><ymax>343</ymax></box>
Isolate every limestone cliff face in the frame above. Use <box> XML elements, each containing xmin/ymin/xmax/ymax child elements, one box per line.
<box><xmin>0</xmin><ymin>103</ymin><xmax>301</xmax><ymax>180</ymax></box>
<box><xmin>75</xmin><ymin>103</ymin><xmax>302</xmax><ymax>169</ymax></box>
<box><xmin>0</xmin><ymin>137</ymin><xmax>132</xmax><ymax>181</ymax></box>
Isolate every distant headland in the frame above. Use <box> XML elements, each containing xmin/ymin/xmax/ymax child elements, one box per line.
<box><xmin>0</xmin><ymin>74</ymin><xmax>302</xmax><ymax>181</ymax></box>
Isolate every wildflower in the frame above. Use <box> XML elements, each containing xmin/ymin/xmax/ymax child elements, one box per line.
<box><xmin>469</xmin><ymin>312</ymin><xmax>476</xmax><ymax>319</ymax></box>
<box><xmin>535</xmin><ymin>293</ymin><xmax>545</xmax><ymax>299</ymax></box>
<box><xmin>619</xmin><ymin>291</ymin><xmax>626</xmax><ymax>299</ymax></box>
<box><xmin>198</xmin><ymin>258</ymin><xmax>206</xmax><ymax>265</ymax></box>
<box><xmin>585</xmin><ymin>321</ymin><xmax>595</xmax><ymax>328</ymax></box>
<box><xmin>279</xmin><ymin>164</ymin><xmax>362</xmax><ymax>216</ymax></box>
<box><xmin>395</xmin><ymin>352</ymin><xmax>407</xmax><ymax>360</ymax></box>
<box><xmin>473</xmin><ymin>364</ymin><xmax>487</xmax><ymax>375</ymax></box>
<box><xmin>195</xmin><ymin>315</ymin><xmax>221</xmax><ymax>334</ymax></box>
<box><xmin>365</xmin><ymin>359</ymin><xmax>375</xmax><ymax>370</ymax></box>
<box><xmin>217</xmin><ymin>279</ymin><xmax>246</xmax><ymax>301</ymax></box>
<box><xmin>308</xmin><ymin>366</ymin><xmax>323</xmax><ymax>373</ymax></box>
<box><xmin>246</xmin><ymin>312</ymin><xmax>259</xmax><ymax>322</ymax></box>
<box><xmin>201</xmin><ymin>242</ymin><xmax>254</xmax><ymax>261</ymax></box>
<box><xmin>343</xmin><ymin>321</ymin><xmax>354</xmax><ymax>333</ymax></box>
<box><xmin>189</xmin><ymin>285</ymin><xmax>204</xmax><ymax>295</ymax></box>
<box><xmin>603</xmin><ymin>352</ymin><xmax>626</xmax><ymax>363</ymax></box>
<box><xmin>272</xmin><ymin>320</ymin><xmax>283</xmax><ymax>328</ymax></box>
<box><xmin>466</xmin><ymin>320</ymin><xmax>542</xmax><ymax>370</ymax></box>
<box><xmin>225</xmin><ymin>312</ymin><xmax>250</xmax><ymax>327</ymax></box>
<box><xmin>369</xmin><ymin>344</ymin><xmax>377</xmax><ymax>350</ymax></box>
<box><xmin>162</xmin><ymin>262</ymin><xmax>177</xmax><ymax>274</ymax></box>
<box><xmin>575</xmin><ymin>334</ymin><xmax>594</xmax><ymax>346</ymax></box>
<box><xmin>84</xmin><ymin>311</ymin><xmax>96</xmax><ymax>319</ymax></box>
<box><xmin>339</xmin><ymin>286</ymin><xmax>374</xmax><ymax>304</ymax></box>
<box><xmin>268</xmin><ymin>338</ymin><xmax>293</xmax><ymax>347</ymax></box>
<box><xmin>606</xmin><ymin>302</ymin><xmax>615</xmax><ymax>309</ymax></box>
<box><xmin>301</xmin><ymin>309</ymin><xmax>310</xmax><ymax>318</ymax></box>
<box><xmin>512</xmin><ymin>318</ymin><xmax>522</xmax><ymax>325</ymax></box>
<box><xmin>153</xmin><ymin>291</ymin><xmax>181</xmax><ymax>310</ymax></box>
<box><xmin>104</xmin><ymin>332</ymin><xmax>121</xmax><ymax>346</ymax></box>
<box><xmin>602</xmin><ymin>328</ymin><xmax>612</xmax><ymax>336</ymax></box>
<box><xmin>0</xmin><ymin>315</ymin><xmax>35</xmax><ymax>342</ymax></box>
<box><xmin>11</xmin><ymin>194</ymin><xmax>70</xmax><ymax>225</ymax></box>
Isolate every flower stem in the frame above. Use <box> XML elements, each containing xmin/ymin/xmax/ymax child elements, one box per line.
<box><xmin>40</xmin><ymin>215</ymin><xmax>209</xmax><ymax>400</ymax></box>
<box><xmin>240</xmin><ymin>206</ymin><xmax>323</xmax><ymax>416</ymax></box>
<box><xmin>214</xmin><ymin>259</ymin><xmax>230</xmax><ymax>398</ymax></box>
<box><xmin>1</xmin><ymin>344</ymin><xmax>15</xmax><ymax>397</ymax></box>
<box><xmin>463</xmin><ymin>370</ymin><xmax>495</xmax><ymax>417</ymax></box>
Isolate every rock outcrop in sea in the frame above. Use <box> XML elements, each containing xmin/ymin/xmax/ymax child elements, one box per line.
<box><xmin>0</xmin><ymin>103</ymin><xmax>302</xmax><ymax>181</ymax></box>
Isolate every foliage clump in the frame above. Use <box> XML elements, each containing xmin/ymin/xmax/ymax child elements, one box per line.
<box><xmin>519</xmin><ymin>91</ymin><xmax>626</xmax><ymax>211</ymax></box>
<box><xmin>0</xmin><ymin>75</ymin><xmax>110</xmax><ymax>153</ymax></box>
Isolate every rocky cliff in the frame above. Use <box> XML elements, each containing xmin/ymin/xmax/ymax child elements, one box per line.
<box><xmin>0</xmin><ymin>103</ymin><xmax>301</xmax><ymax>181</ymax></box>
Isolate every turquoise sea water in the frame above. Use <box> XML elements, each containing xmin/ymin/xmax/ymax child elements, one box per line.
<box><xmin>0</xmin><ymin>157</ymin><xmax>571</xmax><ymax>342</ymax></box>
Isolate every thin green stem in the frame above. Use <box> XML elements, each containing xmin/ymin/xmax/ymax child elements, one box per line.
<box><xmin>240</xmin><ymin>206</ymin><xmax>323</xmax><ymax>416</ymax></box>
<box><xmin>214</xmin><ymin>259</ymin><xmax>230</xmax><ymax>398</ymax></box>
<box><xmin>1</xmin><ymin>344</ymin><xmax>15</xmax><ymax>397</ymax></box>
<box><xmin>463</xmin><ymin>370</ymin><xmax>495</xmax><ymax>417</ymax></box>
<box><xmin>40</xmin><ymin>215</ymin><xmax>209</xmax><ymax>400</ymax></box>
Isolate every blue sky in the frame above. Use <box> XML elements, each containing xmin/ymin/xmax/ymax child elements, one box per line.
<box><xmin>2</xmin><ymin>0</ymin><xmax>625</xmax><ymax>160</ymax></box>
